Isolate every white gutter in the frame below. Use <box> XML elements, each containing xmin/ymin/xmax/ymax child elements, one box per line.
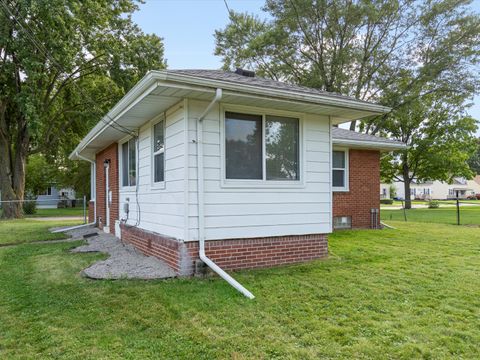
<box><xmin>75</xmin><ymin>151</ymin><xmax>96</xmax><ymax>223</ymax></box>
<box><xmin>332</xmin><ymin>138</ymin><xmax>407</xmax><ymax>151</ymax></box>
<box><xmin>196</xmin><ymin>88</ymin><xmax>255</xmax><ymax>300</ymax></box>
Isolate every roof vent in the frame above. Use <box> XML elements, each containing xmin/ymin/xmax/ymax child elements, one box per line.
<box><xmin>235</xmin><ymin>68</ymin><xmax>255</xmax><ymax>78</ymax></box>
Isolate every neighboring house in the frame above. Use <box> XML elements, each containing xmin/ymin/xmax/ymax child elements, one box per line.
<box><xmin>36</xmin><ymin>186</ymin><xmax>76</xmax><ymax>209</ymax></box>
<box><xmin>382</xmin><ymin>177</ymin><xmax>480</xmax><ymax>200</ymax></box>
<box><xmin>70</xmin><ymin>69</ymin><xmax>405</xmax><ymax>276</ymax></box>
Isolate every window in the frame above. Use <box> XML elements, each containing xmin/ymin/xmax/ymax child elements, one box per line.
<box><xmin>122</xmin><ymin>138</ymin><xmax>137</xmax><ymax>187</ymax></box>
<box><xmin>225</xmin><ymin>112</ymin><xmax>262</xmax><ymax>179</ymax></box>
<box><xmin>43</xmin><ymin>187</ymin><xmax>52</xmax><ymax>196</ymax></box>
<box><xmin>225</xmin><ymin>111</ymin><xmax>300</xmax><ymax>181</ymax></box>
<box><xmin>332</xmin><ymin>150</ymin><xmax>347</xmax><ymax>190</ymax></box>
<box><xmin>153</xmin><ymin>120</ymin><xmax>165</xmax><ymax>183</ymax></box>
<box><xmin>266</xmin><ymin>115</ymin><xmax>299</xmax><ymax>180</ymax></box>
<box><xmin>334</xmin><ymin>216</ymin><xmax>352</xmax><ymax>229</ymax></box>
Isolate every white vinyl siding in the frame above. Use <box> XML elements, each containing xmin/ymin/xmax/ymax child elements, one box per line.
<box><xmin>118</xmin><ymin>102</ymin><xmax>186</xmax><ymax>239</ymax></box>
<box><xmin>187</xmin><ymin>100</ymin><xmax>331</xmax><ymax>241</ymax></box>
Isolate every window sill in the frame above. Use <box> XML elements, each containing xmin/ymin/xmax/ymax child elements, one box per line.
<box><xmin>119</xmin><ymin>186</ymin><xmax>136</xmax><ymax>193</ymax></box>
<box><xmin>151</xmin><ymin>182</ymin><xmax>166</xmax><ymax>191</ymax></box>
<box><xmin>333</xmin><ymin>188</ymin><xmax>349</xmax><ymax>193</ymax></box>
<box><xmin>221</xmin><ymin>179</ymin><xmax>306</xmax><ymax>189</ymax></box>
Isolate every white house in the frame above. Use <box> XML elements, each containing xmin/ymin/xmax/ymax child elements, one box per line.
<box><xmin>71</xmin><ymin>69</ymin><xmax>404</xmax><ymax>297</ymax></box>
<box><xmin>382</xmin><ymin>177</ymin><xmax>480</xmax><ymax>200</ymax></box>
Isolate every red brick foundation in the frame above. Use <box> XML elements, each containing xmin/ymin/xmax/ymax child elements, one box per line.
<box><xmin>121</xmin><ymin>224</ymin><xmax>328</xmax><ymax>276</ymax></box>
<box><xmin>333</xmin><ymin>149</ymin><xmax>380</xmax><ymax>229</ymax></box>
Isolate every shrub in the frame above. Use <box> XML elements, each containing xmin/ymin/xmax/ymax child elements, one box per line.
<box><xmin>22</xmin><ymin>199</ymin><xmax>37</xmax><ymax>215</ymax></box>
<box><xmin>476</xmin><ymin>194</ymin><xmax>480</xmax><ymax>200</ymax></box>
<box><xmin>380</xmin><ymin>199</ymin><xmax>393</xmax><ymax>205</ymax></box>
<box><xmin>428</xmin><ymin>200</ymin><xmax>440</xmax><ymax>209</ymax></box>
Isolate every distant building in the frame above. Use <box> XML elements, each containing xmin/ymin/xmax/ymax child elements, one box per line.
<box><xmin>381</xmin><ymin>177</ymin><xmax>480</xmax><ymax>200</ymax></box>
<box><xmin>36</xmin><ymin>186</ymin><xmax>76</xmax><ymax>209</ymax></box>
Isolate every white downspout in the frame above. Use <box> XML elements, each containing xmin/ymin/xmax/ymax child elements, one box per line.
<box><xmin>196</xmin><ymin>88</ymin><xmax>255</xmax><ymax>300</ymax></box>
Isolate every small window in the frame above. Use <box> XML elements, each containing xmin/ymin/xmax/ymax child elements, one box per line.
<box><xmin>122</xmin><ymin>138</ymin><xmax>137</xmax><ymax>187</ymax></box>
<box><xmin>332</xmin><ymin>150</ymin><xmax>347</xmax><ymax>190</ymax></box>
<box><xmin>334</xmin><ymin>216</ymin><xmax>352</xmax><ymax>230</ymax></box>
<box><xmin>153</xmin><ymin>120</ymin><xmax>165</xmax><ymax>183</ymax></box>
<box><xmin>225</xmin><ymin>112</ymin><xmax>262</xmax><ymax>180</ymax></box>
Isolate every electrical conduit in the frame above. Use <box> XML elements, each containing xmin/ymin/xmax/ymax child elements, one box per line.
<box><xmin>196</xmin><ymin>88</ymin><xmax>255</xmax><ymax>299</ymax></box>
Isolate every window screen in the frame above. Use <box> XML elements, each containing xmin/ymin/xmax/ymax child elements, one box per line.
<box><xmin>122</xmin><ymin>138</ymin><xmax>137</xmax><ymax>187</ymax></box>
<box><xmin>332</xmin><ymin>150</ymin><xmax>346</xmax><ymax>188</ymax></box>
<box><xmin>225</xmin><ymin>112</ymin><xmax>262</xmax><ymax>179</ymax></box>
<box><xmin>266</xmin><ymin>116</ymin><xmax>299</xmax><ymax>180</ymax></box>
<box><xmin>153</xmin><ymin>120</ymin><xmax>165</xmax><ymax>183</ymax></box>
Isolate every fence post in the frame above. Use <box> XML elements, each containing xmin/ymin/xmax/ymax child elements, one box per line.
<box><xmin>456</xmin><ymin>190</ymin><xmax>460</xmax><ymax>226</ymax></box>
<box><xmin>83</xmin><ymin>195</ymin><xmax>87</xmax><ymax>224</ymax></box>
<box><xmin>401</xmin><ymin>200</ymin><xmax>407</xmax><ymax>222</ymax></box>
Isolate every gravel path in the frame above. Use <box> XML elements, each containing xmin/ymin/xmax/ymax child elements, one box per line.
<box><xmin>63</xmin><ymin>226</ymin><xmax>176</xmax><ymax>280</ymax></box>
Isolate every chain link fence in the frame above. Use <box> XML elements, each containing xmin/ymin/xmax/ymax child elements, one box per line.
<box><xmin>0</xmin><ymin>196</ymin><xmax>88</xmax><ymax>223</ymax></box>
<box><xmin>381</xmin><ymin>199</ymin><xmax>480</xmax><ymax>226</ymax></box>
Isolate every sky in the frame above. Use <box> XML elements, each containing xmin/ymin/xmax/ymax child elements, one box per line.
<box><xmin>132</xmin><ymin>0</ymin><xmax>480</xmax><ymax>134</ymax></box>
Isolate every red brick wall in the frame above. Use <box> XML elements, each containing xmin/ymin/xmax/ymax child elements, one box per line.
<box><xmin>333</xmin><ymin>149</ymin><xmax>380</xmax><ymax>229</ymax></box>
<box><xmin>88</xmin><ymin>200</ymin><xmax>95</xmax><ymax>223</ymax></box>
<box><xmin>95</xmin><ymin>144</ymin><xmax>119</xmax><ymax>230</ymax></box>
<box><xmin>121</xmin><ymin>224</ymin><xmax>328</xmax><ymax>276</ymax></box>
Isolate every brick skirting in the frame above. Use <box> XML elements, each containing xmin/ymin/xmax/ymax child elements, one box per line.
<box><xmin>120</xmin><ymin>224</ymin><xmax>328</xmax><ymax>276</ymax></box>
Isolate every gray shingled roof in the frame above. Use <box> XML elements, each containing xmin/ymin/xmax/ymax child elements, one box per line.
<box><xmin>332</xmin><ymin>127</ymin><xmax>405</xmax><ymax>147</ymax></box>
<box><xmin>169</xmin><ymin>69</ymin><xmax>374</xmax><ymax>106</ymax></box>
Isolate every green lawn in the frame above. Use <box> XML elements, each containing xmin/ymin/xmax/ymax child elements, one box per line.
<box><xmin>0</xmin><ymin>222</ymin><xmax>479</xmax><ymax>358</ymax></box>
<box><xmin>27</xmin><ymin>207</ymin><xmax>85</xmax><ymax>218</ymax></box>
<box><xmin>381</xmin><ymin>204</ymin><xmax>480</xmax><ymax>225</ymax></box>
<box><xmin>0</xmin><ymin>219</ymin><xmax>82</xmax><ymax>246</ymax></box>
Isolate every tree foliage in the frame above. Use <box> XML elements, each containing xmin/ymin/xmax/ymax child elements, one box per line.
<box><xmin>467</xmin><ymin>139</ymin><xmax>480</xmax><ymax>174</ymax></box>
<box><xmin>0</xmin><ymin>0</ymin><xmax>166</xmax><ymax>218</ymax></box>
<box><xmin>215</xmin><ymin>0</ymin><xmax>480</xmax><ymax>208</ymax></box>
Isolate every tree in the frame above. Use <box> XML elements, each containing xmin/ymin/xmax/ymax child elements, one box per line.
<box><xmin>467</xmin><ymin>138</ymin><xmax>480</xmax><ymax>174</ymax></box>
<box><xmin>380</xmin><ymin>91</ymin><xmax>478</xmax><ymax>208</ymax></box>
<box><xmin>215</xmin><ymin>0</ymin><xmax>480</xmax><ymax>208</ymax></box>
<box><xmin>0</xmin><ymin>0</ymin><xmax>166</xmax><ymax>218</ymax></box>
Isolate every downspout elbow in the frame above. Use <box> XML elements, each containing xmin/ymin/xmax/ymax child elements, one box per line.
<box><xmin>196</xmin><ymin>88</ymin><xmax>255</xmax><ymax>300</ymax></box>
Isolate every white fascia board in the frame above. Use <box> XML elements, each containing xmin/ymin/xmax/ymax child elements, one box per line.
<box><xmin>332</xmin><ymin>138</ymin><xmax>407</xmax><ymax>151</ymax></box>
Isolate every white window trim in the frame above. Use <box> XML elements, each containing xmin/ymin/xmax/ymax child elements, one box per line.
<box><xmin>151</xmin><ymin>115</ymin><xmax>166</xmax><ymax>190</ymax></box>
<box><xmin>332</xmin><ymin>147</ymin><xmax>349</xmax><ymax>192</ymax></box>
<box><xmin>219</xmin><ymin>104</ymin><xmax>306</xmax><ymax>189</ymax></box>
<box><xmin>119</xmin><ymin>136</ymin><xmax>137</xmax><ymax>191</ymax></box>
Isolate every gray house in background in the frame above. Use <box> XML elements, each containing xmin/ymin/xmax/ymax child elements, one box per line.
<box><xmin>36</xmin><ymin>186</ymin><xmax>76</xmax><ymax>209</ymax></box>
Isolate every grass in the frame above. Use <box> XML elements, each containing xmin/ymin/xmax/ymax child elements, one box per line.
<box><xmin>381</xmin><ymin>204</ymin><xmax>480</xmax><ymax>225</ymax></box>
<box><xmin>27</xmin><ymin>207</ymin><xmax>85</xmax><ymax>218</ymax></box>
<box><xmin>0</xmin><ymin>219</ymin><xmax>82</xmax><ymax>246</ymax></box>
<box><xmin>0</xmin><ymin>222</ymin><xmax>480</xmax><ymax>358</ymax></box>
<box><xmin>0</xmin><ymin>207</ymin><xmax>85</xmax><ymax>218</ymax></box>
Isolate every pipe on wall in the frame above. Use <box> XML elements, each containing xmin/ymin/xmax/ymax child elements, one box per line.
<box><xmin>196</xmin><ymin>88</ymin><xmax>255</xmax><ymax>300</ymax></box>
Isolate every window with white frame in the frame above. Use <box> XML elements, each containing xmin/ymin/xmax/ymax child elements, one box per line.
<box><xmin>225</xmin><ymin>111</ymin><xmax>300</xmax><ymax>181</ymax></box>
<box><xmin>121</xmin><ymin>138</ymin><xmax>137</xmax><ymax>187</ymax></box>
<box><xmin>332</xmin><ymin>150</ymin><xmax>348</xmax><ymax>190</ymax></box>
<box><xmin>152</xmin><ymin>119</ymin><xmax>165</xmax><ymax>183</ymax></box>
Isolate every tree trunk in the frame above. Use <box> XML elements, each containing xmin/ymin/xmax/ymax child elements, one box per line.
<box><xmin>403</xmin><ymin>163</ymin><xmax>412</xmax><ymax>209</ymax></box>
<box><xmin>0</xmin><ymin>103</ymin><xmax>28</xmax><ymax>219</ymax></box>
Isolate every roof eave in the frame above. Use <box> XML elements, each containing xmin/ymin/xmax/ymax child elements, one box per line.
<box><xmin>161</xmin><ymin>70</ymin><xmax>391</xmax><ymax>116</ymax></box>
<box><xmin>332</xmin><ymin>138</ymin><xmax>407</xmax><ymax>151</ymax></box>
